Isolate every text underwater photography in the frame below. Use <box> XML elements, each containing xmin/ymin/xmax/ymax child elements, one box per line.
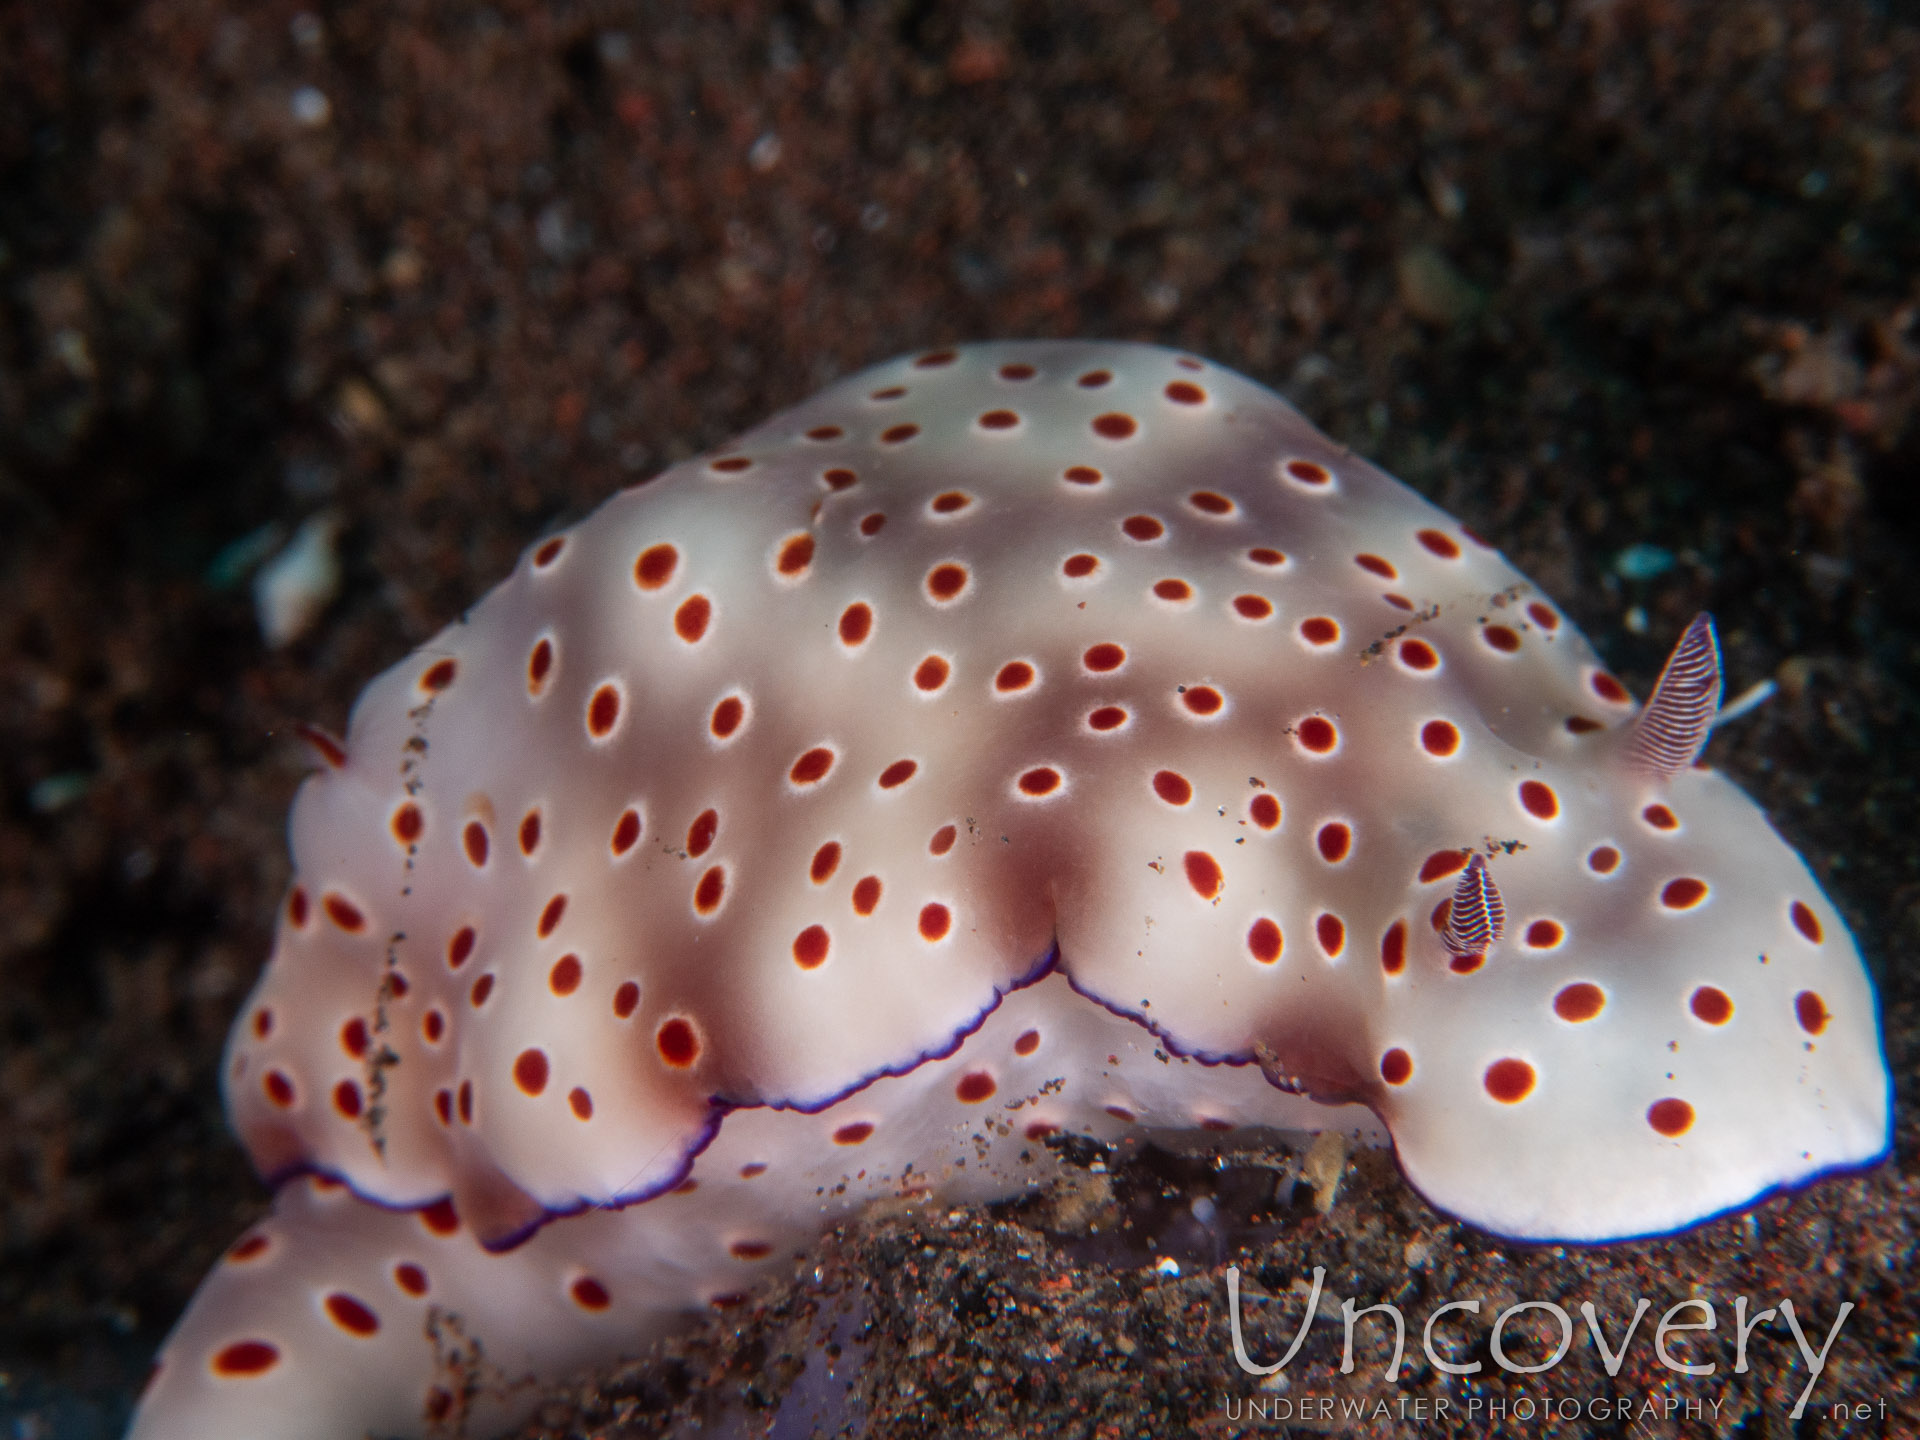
<box><xmin>1214</xmin><ymin>1262</ymin><xmax>1884</xmax><ymax>1430</ymax></box>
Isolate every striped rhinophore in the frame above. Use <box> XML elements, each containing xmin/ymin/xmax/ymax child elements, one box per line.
<box><xmin>1626</xmin><ymin>612</ymin><xmax>1723</xmax><ymax>774</ymax></box>
<box><xmin>1442</xmin><ymin>853</ymin><xmax>1506</xmax><ymax>960</ymax></box>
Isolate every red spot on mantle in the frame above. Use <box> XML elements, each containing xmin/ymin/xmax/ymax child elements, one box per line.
<box><xmin>1183</xmin><ymin>851</ymin><xmax>1223</xmax><ymax>900</ymax></box>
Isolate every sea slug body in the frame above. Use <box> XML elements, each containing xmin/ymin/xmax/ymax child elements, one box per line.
<box><xmin>129</xmin><ymin>342</ymin><xmax>1890</xmax><ymax>1440</ymax></box>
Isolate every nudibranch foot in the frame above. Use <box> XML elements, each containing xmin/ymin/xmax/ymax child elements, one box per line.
<box><xmin>133</xmin><ymin>973</ymin><xmax>1377</xmax><ymax>1439</ymax></box>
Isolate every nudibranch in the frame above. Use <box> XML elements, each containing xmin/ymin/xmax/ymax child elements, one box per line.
<box><xmin>131</xmin><ymin>342</ymin><xmax>1890</xmax><ymax>1440</ymax></box>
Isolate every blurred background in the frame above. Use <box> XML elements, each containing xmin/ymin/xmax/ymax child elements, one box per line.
<box><xmin>3</xmin><ymin>1</ymin><xmax>1916</xmax><ymax>1435</ymax></box>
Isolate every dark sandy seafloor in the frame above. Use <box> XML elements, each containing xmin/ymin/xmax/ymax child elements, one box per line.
<box><xmin>3</xmin><ymin>1</ymin><xmax>1919</xmax><ymax>1436</ymax></box>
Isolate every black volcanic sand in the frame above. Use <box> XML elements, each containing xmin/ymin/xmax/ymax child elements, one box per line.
<box><xmin>3</xmin><ymin>2</ymin><xmax>1916</xmax><ymax>1436</ymax></box>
